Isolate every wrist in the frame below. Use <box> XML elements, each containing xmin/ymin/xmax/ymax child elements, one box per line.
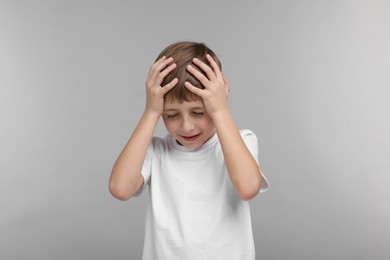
<box><xmin>209</xmin><ymin>107</ymin><xmax>231</xmax><ymax>121</ymax></box>
<box><xmin>143</xmin><ymin>109</ymin><xmax>162</xmax><ymax>121</ymax></box>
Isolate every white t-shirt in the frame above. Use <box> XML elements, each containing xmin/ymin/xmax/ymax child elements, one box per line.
<box><xmin>136</xmin><ymin>129</ymin><xmax>270</xmax><ymax>260</ymax></box>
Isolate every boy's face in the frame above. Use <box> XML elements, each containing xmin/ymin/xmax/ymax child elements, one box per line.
<box><xmin>162</xmin><ymin>98</ymin><xmax>215</xmax><ymax>150</ymax></box>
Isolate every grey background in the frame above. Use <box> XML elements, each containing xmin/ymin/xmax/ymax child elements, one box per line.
<box><xmin>1</xmin><ymin>0</ymin><xmax>389</xmax><ymax>259</ymax></box>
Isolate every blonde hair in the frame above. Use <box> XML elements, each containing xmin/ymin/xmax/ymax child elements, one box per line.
<box><xmin>156</xmin><ymin>41</ymin><xmax>222</xmax><ymax>103</ymax></box>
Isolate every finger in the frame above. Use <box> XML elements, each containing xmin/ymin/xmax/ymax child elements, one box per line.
<box><xmin>206</xmin><ymin>54</ymin><xmax>223</xmax><ymax>80</ymax></box>
<box><xmin>150</xmin><ymin>56</ymin><xmax>166</xmax><ymax>73</ymax></box>
<box><xmin>155</xmin><ymin>55</ymin><xmax>167</xmax><ymax>63</ymax></box>
<box><xmin>192</xmin><ymin>58</ymin><xmax>217</xmax><ymax>81</ymax></box>
<box><xmin>162</xmin><ymin>78</ymin><xmax>178</xmax><ymax>94</ymax></box>
<box><xmin>153</xmin><ymin>57</ymin><xmax>174</xmax><ymax>78</ymax></box>
<box><xmin>184</xmin><ymin>81</ymin><xmax>204</xmax><ymax>97</ymax></box>
<box><xmin>157</xmin><ymin>63</ymin><xmax>177</xmax><ymax>84</ymax></box>
<box><xmin>149</xmin><ymin>56</ymin><xmax>166</xmax><ymax>80</ymax></box>
<box><xmin>187</xmin><ymin>65</ymin><xmax>210</xmax><ymax>88</ymax></box>
<box><xmin>150</xmin><ymin>57</ymin><xmax>174</xmax><ymax>80</ymax></box>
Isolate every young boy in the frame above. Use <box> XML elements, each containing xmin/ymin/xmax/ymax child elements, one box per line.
<box><xmin>109</xmin><ymin>41</ymin><xmax>270</xmax><ymax>260</ymax></box>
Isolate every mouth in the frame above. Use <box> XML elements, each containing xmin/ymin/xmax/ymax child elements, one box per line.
<box><xmin>181</xmin><ymin>133</ymin><xmax>201</xmax><ymax>142</ymax></box>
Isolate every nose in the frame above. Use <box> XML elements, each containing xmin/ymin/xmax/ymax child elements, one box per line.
<box><xmin>181</xmin><ymin>116</ymin><xmax>195</xmax><ymax>133</ymax></box>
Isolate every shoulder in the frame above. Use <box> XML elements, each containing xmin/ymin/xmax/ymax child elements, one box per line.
<box><xmin>239</xmin><ymin>129</ymin><xmax>258</xmax><ymax>142</ymax></box>
<box><xmin>239</xmin><ymin>129</ymin><xmax>256</xmax><ymax>136</ymax></box>
<box><xmin>150</xmin><ymin>136</ymin><xmax>165</xmax><ymax>146</ymax></box>
<box><xmin>148</xmin><ymin>135</ymin><xmax>171</xmax><ymax>154</ymax></box>
<box><xmin>239</xmin><ymin>129</ymin><xmax>259</xmax><ymax>152</ymax></box>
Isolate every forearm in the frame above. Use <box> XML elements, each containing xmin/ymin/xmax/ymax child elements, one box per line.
<box><xmin>211</xmin><ymin>109</ymin><xmax>262</xmax><ymax>200</ymax></box>
<box><xmin>109</xmin><ymin>110</ymin><xmax>160</xmax><ymax>200</ymax></box>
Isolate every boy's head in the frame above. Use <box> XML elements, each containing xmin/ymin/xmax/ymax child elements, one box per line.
<box><xmin>156</xmin><ymin>41</ymin><xmax>222</xmax><ymax>103</ymax></box>
<box><xmin>157</xmin><ymin>41</ymin><xmax>221</xmax><ymax>149</ymax></box>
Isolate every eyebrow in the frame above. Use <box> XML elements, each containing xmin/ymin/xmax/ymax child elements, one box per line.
<box><xmin>164</xmin><ymin>106</ymin><xmax>204</xmax><ymax>112</ymax></box>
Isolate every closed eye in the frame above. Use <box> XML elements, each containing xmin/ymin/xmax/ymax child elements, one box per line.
<box><xmin>192</xmin><ymin>112</ymin><xmax>204</xmax><ymax>117</ymax></box>
<box><xmin>167</xmin><ymin>114</ymin><xmax>178</xmax><ymax>119</ymax></box>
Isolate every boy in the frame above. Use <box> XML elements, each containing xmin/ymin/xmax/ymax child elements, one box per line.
<box><xmin>109</xmin><ymin>41</ymin><xmax>269</xmax><ymax>260</ymax></box>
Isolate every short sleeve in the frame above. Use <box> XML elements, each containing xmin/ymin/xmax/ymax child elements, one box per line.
<box><xmin>240</xmin><ymin>129</ymin><xmax>270</xmax><ymax>193</ymax></box>
<box><xmin>133</xmin><ymin>137</ymin><xmax>155</xmax><ymax>197</ymax></box>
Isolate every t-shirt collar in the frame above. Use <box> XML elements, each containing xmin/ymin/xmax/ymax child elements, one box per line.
<box><xmin>168</xmin><ymin>131</ymin><xmax>218</xmax><ymax>153</ymax></box>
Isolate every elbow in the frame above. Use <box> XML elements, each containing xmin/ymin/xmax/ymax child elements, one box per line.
<box><xmin>237</xmin><ymin>176</ymin><xmax>262</xmax><ymax>201</ymax></box>
<box><xmin>238</xmin><ymin>186</ymin><xmax>260</xmax><ymax>201</ymax></box>
<box><xmin>109</xmin><ymin>181</ymin><xmax>132</xmax><ymax>201</ymax></box>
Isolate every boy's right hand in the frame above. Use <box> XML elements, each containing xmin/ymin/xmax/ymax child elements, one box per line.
<box><xmin>145</xmin><ymin>56</ymin><xmax>178</xmax><ymax>116</ymax></box>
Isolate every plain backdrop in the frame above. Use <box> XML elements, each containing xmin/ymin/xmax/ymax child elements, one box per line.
<box><xmin>1</xmin><ymin>0</ymin><xmax>389</xmax><ymax>259</ymax></box>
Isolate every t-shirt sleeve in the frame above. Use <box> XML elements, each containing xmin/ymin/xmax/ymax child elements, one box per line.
<box><xmin>240</xmin><ymin>129</ymin><xmax>270</xmax><ymax>193</ymax></box>
<box><xmin>133</xmin><ymin>137</ymin><xmax>154</xmax><ymax>197</ymax></box>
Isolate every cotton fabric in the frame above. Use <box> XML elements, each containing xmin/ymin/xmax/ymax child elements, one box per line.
<box><xmin>136</xmin><ymin>129</ymin><xmax>270</xmax><ymax>260</ymax></box>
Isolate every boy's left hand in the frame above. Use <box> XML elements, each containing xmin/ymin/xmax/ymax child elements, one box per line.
<box><xmin>184</xmin><ymin>54</ymin><xmax>229</xmax><ymax>116</ymax></box>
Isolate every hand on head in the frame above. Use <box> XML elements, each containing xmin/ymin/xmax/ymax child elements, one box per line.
<box><xmin>144</xmin><ymin>56</ymin><xmax>178</xmax><ymax>116</ymax></box>
<box><xmin>184</xmin><ymin>54</ymin><xmax>229</xmax><ymax>116</ymax></box>
<box><xmin>145</xmin><ymin>43</ymin><xmax>229</xmax><ymax>119</ymax></box>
